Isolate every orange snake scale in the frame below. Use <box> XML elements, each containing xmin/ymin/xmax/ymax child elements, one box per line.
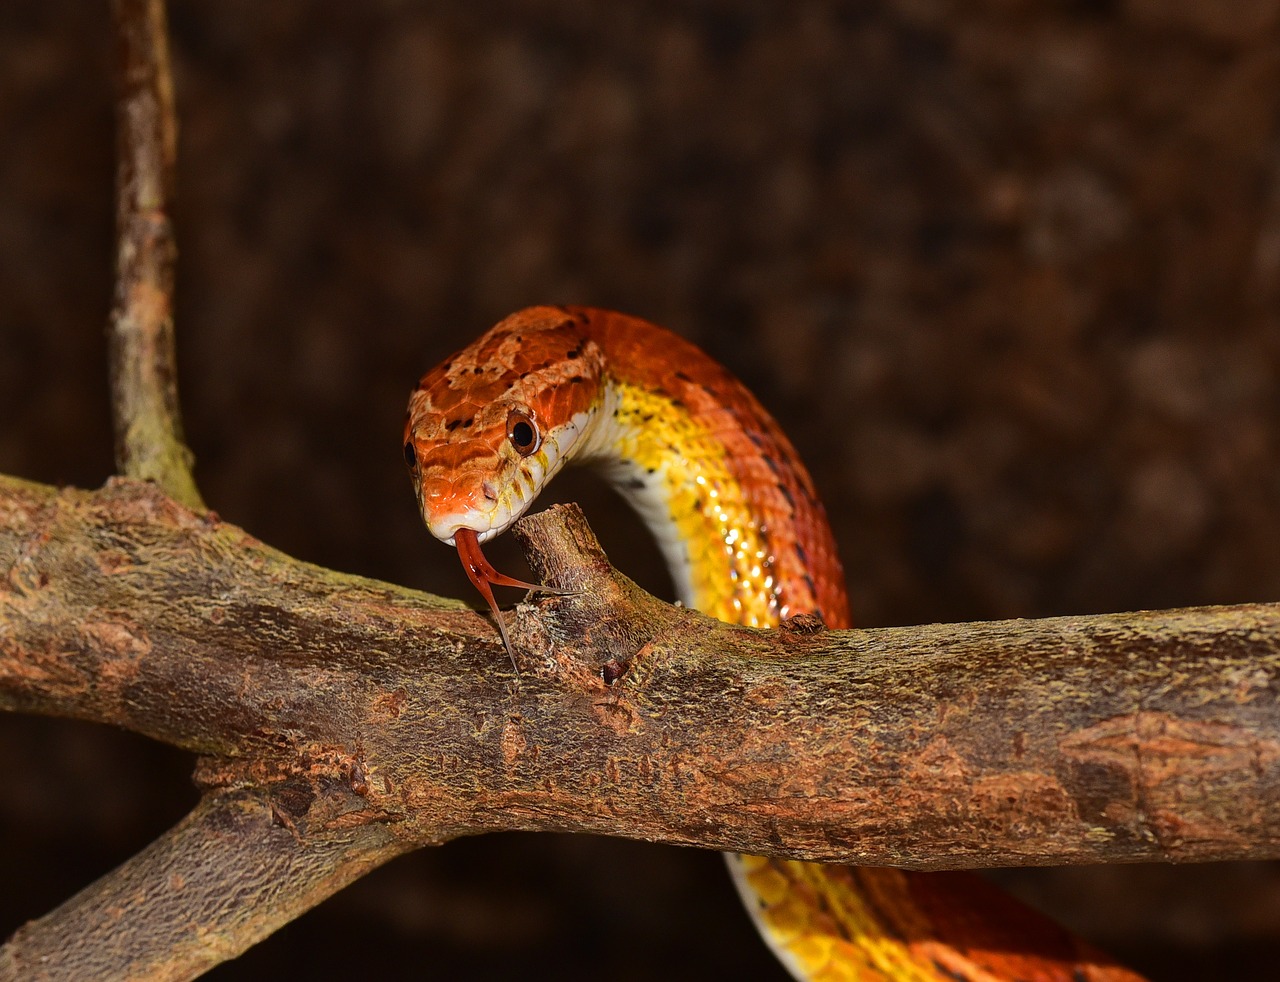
<box><xmin>405</xmin><ymin>306</ymin><xmax>1145</xmax><ymax>982</ymax></box>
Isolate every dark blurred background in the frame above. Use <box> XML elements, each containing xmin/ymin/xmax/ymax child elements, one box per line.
<box><xmin>2</xmin><ymin>1</ymin><xmax>1280</xmax><ymax>978</ymax></box>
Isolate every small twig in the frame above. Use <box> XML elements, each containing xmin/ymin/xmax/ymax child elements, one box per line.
<box><xmin>107</xmin><ymin>0</ymin><xmax>203</xmax><ymax>510</ymax></box>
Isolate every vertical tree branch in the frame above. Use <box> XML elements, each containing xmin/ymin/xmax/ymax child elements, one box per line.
<box><xmin>108</xmin><ymin>0</ymin><xmax>204</xmax><ymax>510</ymax></box>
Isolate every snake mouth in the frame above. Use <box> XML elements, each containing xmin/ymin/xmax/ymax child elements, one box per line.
<box><xmin>454</xmin><ymin>527</ymin><xmax>565</xmax><ymax>669</ymax></box>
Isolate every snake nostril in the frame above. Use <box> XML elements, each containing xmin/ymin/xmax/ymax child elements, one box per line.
<box><xmin>482</xmin><ymin>481</ymin><xmax>498</xmax><ymax>502</ymax></box>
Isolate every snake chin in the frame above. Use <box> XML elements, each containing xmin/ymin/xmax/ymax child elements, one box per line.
<box><xmin>427</xmin><ymin>511</ymin><xmax>510</xmax><ymax>548</ymax></box>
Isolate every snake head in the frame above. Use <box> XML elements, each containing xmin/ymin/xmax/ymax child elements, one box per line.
<box><xmin>404</xmin><ymin>307</ymin><xmax>606</xmax><ymax>661</ymax></box>
<box><xmin>405</xmin><ymin>307</ymin><xmax>608</xmax><ymax>542</ymax></box>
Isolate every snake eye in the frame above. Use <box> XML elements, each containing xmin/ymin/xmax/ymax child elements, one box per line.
<box><xmin>506</xmin><ymin>409</ymin><xmax>540</xmax><ymax>457</ymax></box>
<box><xmin>403</xmin><ymin>441</ymin><xmax>417</xmax><ymax>468</ymax></box>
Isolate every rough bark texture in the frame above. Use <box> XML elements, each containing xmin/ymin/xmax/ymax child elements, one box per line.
<box><xmin>1</xmin><ymin>475</ymin><xmax>1276</xmax><ymax>881</ymax></box>
<box><xmin>0</xmin><ymin>792</ymin><xmax>404</xmax><ymax>982</ymax></box>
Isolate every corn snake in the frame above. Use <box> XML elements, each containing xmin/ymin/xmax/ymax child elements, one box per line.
<box><xmin>404</xmin><ymin>306</ymin><xmax>1145</xmax><ymax>981</ymax></box>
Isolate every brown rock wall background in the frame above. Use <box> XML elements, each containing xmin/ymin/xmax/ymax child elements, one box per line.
<box><xmin>2</xmin><ymin>2</ymin><xmax>1279</xmax><ymax>978</ymax></box>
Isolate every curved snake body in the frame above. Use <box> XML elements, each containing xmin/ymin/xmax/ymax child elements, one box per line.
<box><xmin>405</xmin><ymin>306</ymin><xmax>1144</xmax><ymax>981</ymax></box>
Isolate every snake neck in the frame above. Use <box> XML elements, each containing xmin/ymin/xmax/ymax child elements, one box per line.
<box><xmin>570</xmin><ymin>309</ymin><xmax>850</xmax><ymax>630</ymax></box>
<box><xmin>578</xmin><ymin>378</ymin><xmax>772</xmax><ymax>623</ymax></box>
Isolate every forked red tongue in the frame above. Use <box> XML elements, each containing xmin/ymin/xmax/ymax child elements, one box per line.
<box><xmin>454</xmin><ymin>526</ymin><xmax>565</xmax><ymax>671</ymax></box>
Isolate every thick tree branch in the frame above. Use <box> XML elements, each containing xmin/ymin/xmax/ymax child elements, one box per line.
<box><xmin>1</xmin><ymin>474</ymin><xmax>1277</xmax><ymax>874</ymax></box>
<box><xmin>108</xmin><ymin>0</ymin><xmax>203</xmax><ymax>510</ymax></box>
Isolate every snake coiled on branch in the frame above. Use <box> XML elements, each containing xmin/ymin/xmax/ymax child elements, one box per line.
<box><xmin>405</xmin><ymin>306</ymin><xmax>1144</xmax><ymax>981</ymax></box>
